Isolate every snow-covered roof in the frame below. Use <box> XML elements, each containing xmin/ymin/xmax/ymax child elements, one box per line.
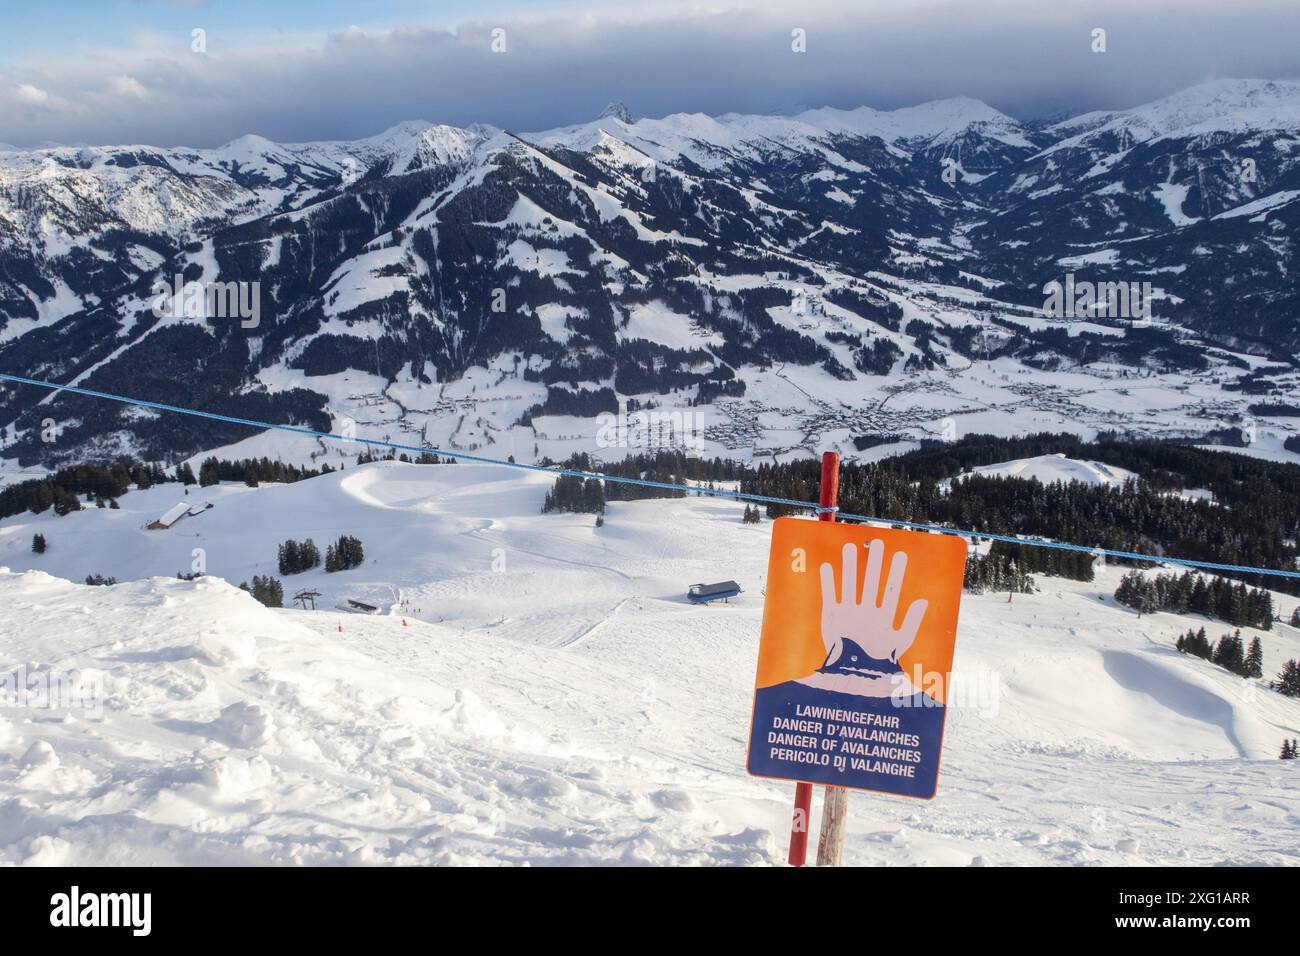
<box><xmin>153</xmin><ymin>502</ymin><xmax>191</xmax><ymax>527</ymax></box>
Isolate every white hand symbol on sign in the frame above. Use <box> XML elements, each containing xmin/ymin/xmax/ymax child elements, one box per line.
<box><xmin>819</xmin><ymin>540</ymin><xmax>928</xmax><ymax>667</ymax></box>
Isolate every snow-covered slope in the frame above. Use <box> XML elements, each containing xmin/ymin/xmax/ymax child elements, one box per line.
<box><xmin>531</xmin><ymin>95</ymin><xmax>1033</xmax><ymax>166</ymax></box>
<box><xmin>2</xmin><ymin>463</ymin><xmax>1298</xmax><ymax>865</ymax></box>
<box><xmin>797</xmin><ymin>97</ymin><xmax>1034</xmax><ymax>149</ymax></box>
<box><xmin>956</xmin><ymin>454</ymin><xmax>1137</xmax><ymax>487</ymax></box>
<box><xmin>0</xmin><ymin>122</ymin><xmax>490</xmax><ymax>246</ymax></box>
<box><xmin>1046</xmin><ymin>78</ymin><xmax>1300</xmax><ymax>146</ymax></box>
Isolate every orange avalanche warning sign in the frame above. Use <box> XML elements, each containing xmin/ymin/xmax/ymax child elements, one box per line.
<box><xmin>747</xmin><ymin>517</ymin><xmax>967</xmax><ymax>799</ymax></box>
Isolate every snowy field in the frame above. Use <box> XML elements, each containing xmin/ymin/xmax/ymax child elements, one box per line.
<box><xmin>955</xmin><ymin>453</ymin><xmax>1137</xmax><ymax>487</ymax></box>
<box><xmin>1</xmin><ymin>461</ymin><xmax>1299</xmax><ymax>865</ymax></box>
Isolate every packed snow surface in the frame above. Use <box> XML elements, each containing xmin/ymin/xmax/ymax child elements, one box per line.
<box><xmin>1</xmin><ymin>463</ymin><xmax>1298</xmax><ymax>865</ymax></box>
<box><xmin>957</xmin><ymin>454</ymin><xmax>1138</xmax><ymax>487</ymax></box>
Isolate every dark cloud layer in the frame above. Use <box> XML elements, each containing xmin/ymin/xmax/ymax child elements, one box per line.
<box><xmin>3</xmin><ymin>0</ymin><xmax>1300</xmax><ymax>147</ymax></box>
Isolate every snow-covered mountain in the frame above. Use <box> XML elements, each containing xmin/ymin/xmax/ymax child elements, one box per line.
<box><xmin>2</xmin><ymin>461</ymin><xmax>1298</xmax><ymax>864</ymax></box>
<box><xmin>1</xmin><ymin>79</ymin><xmax>1298</xmax><ymax>469</ymax></box>
<box><xmin>1047</xmin><ymin>78</ymin><xmax>1300</xmax><ymax>145</ymax></box>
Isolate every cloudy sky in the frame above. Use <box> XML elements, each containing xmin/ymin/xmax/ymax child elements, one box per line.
<box><xmin>2</xmin><ymin>0</ymin><xmax>1299</xmax><ymax>147</ymax></box>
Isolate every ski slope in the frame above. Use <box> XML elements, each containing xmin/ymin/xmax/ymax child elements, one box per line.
<box><xmin>1</xmin><ymin>462</ymin><xmax>1298</xmax><ymax>865</ymax></box>
<box><xmin>956</xmin><ymin>453</ymin><xmax>1137</xmax><ymax>487</ymax></box>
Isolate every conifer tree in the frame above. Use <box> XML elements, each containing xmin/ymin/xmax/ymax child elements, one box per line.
<box><xmin>325</xmin><ymin>535</ymin><xmax>364</xmax><ymax>572</ymax></box>
<box><xmin>542</xmin><ymin>474</ymin><xmax>606</xmax><ymax>514</ymax></box>
<box><xmin>1175</xmin><ymin>627</ymin><xmax>1214</xmax><ymax>660</ymax></box>
<box><xmin>278</xmin><ymin>540</ymin><xmax>299</xmax><ymax>576</ymax></box>
<box><xmin>1115</xmin><ymin>572</ymin><xmax>1271</xmax><ymax>629</ymax></box>
<box><xmin>1213</xmin><ymin>631</ymin><xmax>1246</xmax><ymax>675</ymax></box>
<box><xmin>1246</xmin><ymin>637</ymin><xmax>1264</xmax><ymax>679</ymax></box>
<box><xmin>199</xmin><ymin>458</ymin><xmax>220</xmax><ymax>487</ymax></box>
<box><xmin>1274</xmin><ymin>660</ymin><xmax>1300</xmax><ymax>698</ymax></box>
<box><xmin>247</xmin><ymin>575</ymin><xmax>283</xmax><ymax>608</ymax></box>
<box><xmin>52</xmin><ymin>486</ymin><xmax>81</xmax><ymax>516</ymax></box>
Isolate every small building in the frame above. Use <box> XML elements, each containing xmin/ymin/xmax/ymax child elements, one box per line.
<box><xmin>147</xmin><ymin>502</ymin><xmax>192</xmax><ymax>530</ymax></box>
<box><xmin>336</xmin><ymin>599</ymin><xmax>381</xmax><ymax>615</ymax></box>
<box><xmin>688</xmin><ymin>581</ymin><xmax>742</xmax><ymax>605</ymax></box>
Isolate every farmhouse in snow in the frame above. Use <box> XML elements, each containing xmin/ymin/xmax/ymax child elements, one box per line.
<box><xmin>146</xmin><ymin>501</ymin><xmax>212</xmax><ymax>531</ymax></box>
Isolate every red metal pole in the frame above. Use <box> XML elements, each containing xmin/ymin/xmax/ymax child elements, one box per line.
<box><xmin>788</xmin><ymin>450</ymin><xmax>840</xmax><ymax>867</ymax></box>
<box><xmin>788</xmin><ymin>782</ymin><xmax>813</xmax><ymax>866</ymax></box>
<box><xmin>818</xmin><ymin>452</ymin><xmax>840</xmax><ymax>525</ymax></box>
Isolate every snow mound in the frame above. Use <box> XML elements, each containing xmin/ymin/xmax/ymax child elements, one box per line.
<box><xmin>210</xmin><ymin>702</ymin><xmax>275</xmax><ymax>748</ymax></box>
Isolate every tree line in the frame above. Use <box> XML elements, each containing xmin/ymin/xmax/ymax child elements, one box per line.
<box><xmin>325</xmin><ymin>535</ymin><xmax>365</xmax><ymax>572</ymax></box>
<box><xmin>739</xmin><ymin>433</ymin><xmax>1300</xmax><ymax>596</ymax></box>
<box><xmin>0</xmin><ymin>454</ymin><xmax>338</xmax><ymax>522</ymax></box>
<box><xmin>543</xmin><ymin>474</ymin><xmax>606</xmax><ymax>514</ymax></box>
<box><xmin>1175</xmin><ymin>626</ymin><xmax>1263</xmax><ymax>678</ymax></box>
<box><xmin>278</xmin><ymin>538</ymin><xmax>321</xmax><ymax>575</ymax></box>
<box><xmin>0</xmin><ymin>459</ymin><xmax>171</xmax><ymax>519</ymax></box>
<box><xmin>1114</xmin><ymin>570</ymin><xmax>1274</xmax><ymax>630</ymax></box>
<box><xmin>241</xmin><ymin>575</ymin><xmax>283</xmax><ymax>608</ymax></box>
<box><xmin>199</xmin><ymin>456</ymin><xmax>332</xmax><ymax>487</ymax></box>
<box><xmin>963</xmin><ymin>552</ymin><xmax>1035</xmax><ymax>595</ymax></box>
<box><xmin>986</xmin><ymin>539</ymin><xmax>1096</xmax><ymax>582</ymax></box>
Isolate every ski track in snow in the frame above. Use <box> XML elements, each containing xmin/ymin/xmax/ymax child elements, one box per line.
<box><xmin>0</xmin><ymin>461</ymin><xmax>1298</xmax><ymax>866</ymax></box>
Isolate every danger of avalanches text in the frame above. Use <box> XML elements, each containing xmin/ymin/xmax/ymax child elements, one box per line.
<box><xmin>764</xmin><ymin>704</ymin><xmax>921</xmax><ymax>777</ymax></box>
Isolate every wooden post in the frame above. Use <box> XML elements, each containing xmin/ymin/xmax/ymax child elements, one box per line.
<box><xmin>788</xmin><ymin>450</ymin><xmax>841</xmax><ymax>867</ymax></box>
<box><xmin>817</xmin><ymin>784</ymin><xmax>848</xmax><ymax>866</ymax></box>
<box><xmin>815</xmin><ymin>450</ymin><xmax>848</xmax><ymax>867</ymax></box>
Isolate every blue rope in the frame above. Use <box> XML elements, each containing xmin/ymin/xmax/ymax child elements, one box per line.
<box><xmin>2</xmin><ymin>370</ymin><xmax>1298</xmax><ymax>581</ymax></box>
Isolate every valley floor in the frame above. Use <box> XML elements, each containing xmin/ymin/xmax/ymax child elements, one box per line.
<box><xmin>1</xmin><ymin>463</ymin><xmax>1298</xmax><ymax>865</ymax></box>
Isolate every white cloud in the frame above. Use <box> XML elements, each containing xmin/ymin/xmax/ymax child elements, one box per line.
<box><xmin>0</xmin><ymin>0</ymin><xmax>1297</xmax><ymax>147</ymax></box>
<box><xmin>109</xmin><ymin>76</ymin><xmax>149</xmax><ymax>99</ymax></box>
<box><xmin>15</xmin><ymin>83</ymin><xmax>50</xmax><ymax>105</ymax></box>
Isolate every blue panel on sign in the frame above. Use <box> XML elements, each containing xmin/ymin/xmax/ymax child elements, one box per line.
<box><xmin>748</xmin><ymin>677</ymin><xmax>947</xmax><ymax>799</ymax></box>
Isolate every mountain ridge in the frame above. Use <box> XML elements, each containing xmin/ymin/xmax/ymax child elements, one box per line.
<box><xmin>0</xmin><ymin>78</ymin><xmax>1298</xmax><ymax>470</ymax></box>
